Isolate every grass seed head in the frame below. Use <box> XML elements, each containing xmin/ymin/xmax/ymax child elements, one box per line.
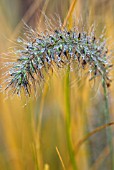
<box><xmin>0</xmin><ymin>19</ymin><xmax>112</xmax><ymax>96</ymax></box>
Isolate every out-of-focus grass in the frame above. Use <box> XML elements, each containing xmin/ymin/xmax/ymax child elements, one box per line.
<box><xmin>0</xmin><ymin>0</ymin><xmax>114</xmax><ymax>170</ymax></box>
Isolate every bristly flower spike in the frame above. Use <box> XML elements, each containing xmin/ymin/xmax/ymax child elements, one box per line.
<box><xmin>0</xmin><ymin>20</ymin><xmax>112</xmax><ymax>96</ymax></box>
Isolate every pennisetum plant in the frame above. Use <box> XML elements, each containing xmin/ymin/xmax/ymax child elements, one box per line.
<box><xmin>1</xmin><ymin>23</ymin><xmax>112</xmax><ymax>96</ymax></box>
<box><xmin>0</xmin><ymin>16</ymin><xmax>113</xmax><ymax>170</ymax></box>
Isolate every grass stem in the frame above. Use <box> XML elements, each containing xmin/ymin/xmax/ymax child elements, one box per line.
<box><xmin>65</xmin><ymin>66</ymin><xmax>78</xmax><ymax>170</ymax></box>
<box><xmin>102</xmin><ymin>77</ymin><xmax>114</xmax><ymax>169</ymax></box>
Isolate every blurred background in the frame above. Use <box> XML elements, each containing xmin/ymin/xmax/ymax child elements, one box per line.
<box><xmin>0</xmin><ymin>0</ymin><xmax>114</xmax><ymax>170</ymax></box>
